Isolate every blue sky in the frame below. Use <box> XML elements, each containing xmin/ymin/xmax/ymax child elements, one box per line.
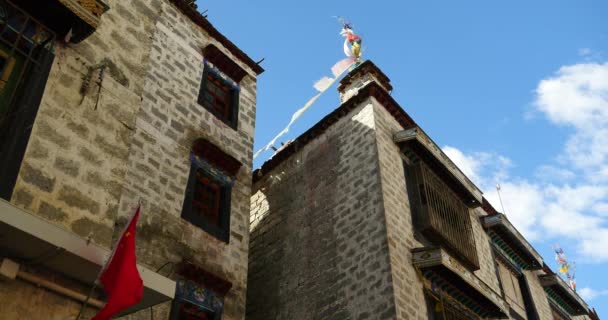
<box><xmin>197</xmin><ymin>0</ymin><xmax>608</xmax><ymax>316</ymax></box>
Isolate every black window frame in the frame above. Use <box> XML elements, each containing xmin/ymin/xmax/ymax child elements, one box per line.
<box><xmin>181</xmin><ymin>162</ymin><xmax>232</xmax><ymax>243</ymax></box>
<box><xmin>0</xmin><ymin>0</ymin><xmax>55</xmax><ymax>200</ymax></box>
<box><xmin>197</xmin><ymin>66</ymin><xmax>239</xmax><ymax>130</ymax></box>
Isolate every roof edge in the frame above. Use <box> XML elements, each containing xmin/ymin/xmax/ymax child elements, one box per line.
<box><xmin>253</xmin><ymin>81</ymin><xmax>416</xmax><ymax>183</ymax></box>
<box><xmin>167</xmin><ymin>0</ymin><xmax>264</xmax><ymax>75</ymax></box>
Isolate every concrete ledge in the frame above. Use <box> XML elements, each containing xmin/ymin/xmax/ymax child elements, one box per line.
<box><xmin>0</xmin><ymin>199</ymin><xmax>175</xmax><ymax>314</ymax></box>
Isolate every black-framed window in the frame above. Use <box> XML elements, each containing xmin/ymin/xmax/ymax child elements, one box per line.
<box><xmin>0</xmin><ymin>0</ymin><xmax>55</xmax><ymax>200</ymax></box>
<box><xmin>181</xmin><ymin>139</ymin><xmax>241</xmax><ymax>243</ymax></box>
<box><xmin>182</xmin><ymin>162</ymin><xmax>232</xmax><ymax>243</ymax></box>
<box><xmin>197</xmin><ymin>65</ymin><xmax>239</xmax><ymax>129</ymax></box>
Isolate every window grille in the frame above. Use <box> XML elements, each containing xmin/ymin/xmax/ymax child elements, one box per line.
<box><xmin>408</xmin><ymin>161</ymin><xmax>480</xmax><ymax>270</ymax></box>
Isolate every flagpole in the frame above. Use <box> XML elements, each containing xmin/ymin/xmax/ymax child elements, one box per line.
<box><xmin>75</xmin><ymin>202</ymin><xmax>142</xmax><ymax>319</ymax></box>
<box><xmin>75</xmin><ymin>281</ymin><xmax>98</xmax><ymax>320</ymax></box>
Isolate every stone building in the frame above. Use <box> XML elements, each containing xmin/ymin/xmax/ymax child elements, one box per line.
<box><xmin>247</xmin><ymin>61</ymin><xmax>598</xmax><ymax>320</ymax></box>
<box><xmin>0</xmin><ymin>0</ymin><xmax>262</xmax><ymax>319</ymax></box>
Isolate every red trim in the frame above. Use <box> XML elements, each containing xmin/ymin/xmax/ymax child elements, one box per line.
<box><xmin>205</xmin><ymin>73</ymin><xmax>231</xmax><ymax>118</ymax></box>
<box><xmin>193</xmin><ymin>173</ymin><xmax>221</xmax><ymax>224</ymax></box>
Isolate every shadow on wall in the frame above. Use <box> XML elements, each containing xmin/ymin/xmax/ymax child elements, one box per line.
<box><xmin>246</xmin><ymin>109</ymin><xmax>398</xmax><ymax>320</ymax></box>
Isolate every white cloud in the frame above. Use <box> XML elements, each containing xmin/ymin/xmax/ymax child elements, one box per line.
<box><xmin>579</xmin><ymin>48</ymin><xmax>592</xmax><ymax>56</ymax></box>
<box><xmin>535</xmin><ymin>165</ymin><xmax>575</xmax><ymax>182</ymax></box>
<box><xmin>534</xmin><ymin>63</ymin><xmax>608</xmax><ymax>129</ymax></box>
<box><xmin>578</xmin><ymin>287</ymin><xmax>608</xmax><ymax>301</ymax></box>
<box><xmin>534</xmin><ymin>63</ymin><xmax>608</xmax><ymax>179</ymax></box>
<box><xmin>441</xmin><ymin>60</ymin><xmax>608</xmax><ymax>302</ymax></box>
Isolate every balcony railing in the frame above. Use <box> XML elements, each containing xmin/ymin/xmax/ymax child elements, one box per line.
<box><xmin>408</xmin><ymin>161</ymin><xmax>480</xmax><ymax>270</ymax></box>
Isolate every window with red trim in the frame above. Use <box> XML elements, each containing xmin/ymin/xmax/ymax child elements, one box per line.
<box><xmin>181</xmin><ymin>139</ymin><xmax>239</xmax><ymax>243</ymax></box>
<box><xmin>197</xmin><ymin>67</ymin><xmax>239</xmax><ymax>129</ymax></box>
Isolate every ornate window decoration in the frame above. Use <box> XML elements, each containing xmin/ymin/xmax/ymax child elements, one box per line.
<box><xmin>198</xmin><ymin>44</ymin><xmax>246</xmax><ymax>129</ymax></box>
<box><xmin>181</xmin><ymin>138</ymin><xmax>241</xmax><ymax>243</ymax></box>
<box><xmin>170</xmin><ymin>279</ymin><xmax>224</xmax><ymax>320</ymax></box>
<box><xmin>170</xmin><ymin>261</ymin><xmax>233</xmax><ymax>320</ymax></box>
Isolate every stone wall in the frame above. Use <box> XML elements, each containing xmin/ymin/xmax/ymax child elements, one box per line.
<box><xmin>6</xmin><ymin>0</ymin><xmax>258</xmax><ymax>319</ymax></box>
<box><xmin>370</xmin><ymin>97</ymin><xmax>427</xmax><ymax>320</ymax></box>
<box><xmin>116</xmin><ymin>3</ymin><xmax>258</xmax><ymax>319</ymax></box>
<box><xmin>525</xmin><ymin>269</ymin><xmax>555</xmax><ymax>320</ymax></box>
<box><xmin>0</xmin><ymin>276</ymin><xmax>97</xmax><ymax>320</ymax></box>
<box><xmin>248</xmin><ymin>101</ymin><xmax>398</xmax><ymax>320</ymax></box>
<box><xmin>370</xmin><ymin>96</ymin><xmax>504</xmax><ymax>319</ymax></box>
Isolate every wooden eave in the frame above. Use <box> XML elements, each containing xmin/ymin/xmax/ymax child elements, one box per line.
<box><xmin>167</xmin><ymin>0</ymin><xmax>264</xmax><ymax>76</ymax></box>
<box><xmin>337</xmin><ymin>60</ymin><xmax>393</xmax><ymax>92</ymax></box>
<box><xmin>412</xmin><ymin>247</ymin><xmax>509</xmax><ymax>318</ymax></box>
<box><xmin>11</xmin><ymin>0</ymin><xmax>109</xmax><ymax>43</ymax></box>
<box><xmin>482</xmin><ymin>214</ymin><xmax>543</xmax><ymax>270</ymax></box>
<box><xmin>394</xmin><ymin>127</ymin><xmax>483</xmax><ymax>207</ymax></box>
<box><xmin>539</xmin><ymin>273</ymin><xmax>588</xmax><ymax>316</ymax></box>
<box><xmin>176</xmin><ymin>260</ymin><xmax>232</xmax><ymax>297</ymax></box>
<box><xmin>192</xmin><ymin>138</ymin><xmax>241</xmax><ymax>177</ymax></box>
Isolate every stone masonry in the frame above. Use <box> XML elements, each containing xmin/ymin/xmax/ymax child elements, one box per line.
<box><xmin>249</xmin><ymin>100</ymin><xmax>397</xmax><ymax>320</ymax></box>
<box><xmin>247</xmin><ymin>61</ymin><xmax>596</xmax><ymax>320</ymax></box>
<box><xmin>4</xmin><ymin>0</ymin><xmax>260</xmax><ymax>319</ymax></box>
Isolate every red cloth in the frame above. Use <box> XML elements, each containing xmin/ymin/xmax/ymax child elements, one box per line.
<box><xmin>92</xmin><ymin>207</ymin><xmax>144</xmax><ymax>320</ymax></box>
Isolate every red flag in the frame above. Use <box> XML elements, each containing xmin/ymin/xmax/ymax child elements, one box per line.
<box><xmin>92</xmin><ymin>207</ymin><xmax>144</xmax><ymax>320</ymax></box>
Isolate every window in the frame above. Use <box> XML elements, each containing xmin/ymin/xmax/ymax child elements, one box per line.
<box><xmin>406</xmin><ymin>160</ymin><xmax>479</xmax><ymax>270</ymax></box>
<box><xmin>0</xmin><ymin>0</ymin><xmax>55</xmax><ymax>200</ymax></box>
<box><xmin>425</xmin><ymin>292</ymin><xmax>478</xmax><ymax>320</ymax></box>
<box><xmin>496</xmin><ymin>261</ymin><xmax>527</xmax><ymax>319</ymax></box>
<box><xmin>550</xmin><ymin>304</ymin><xmax>570</xmax><ymax>320</ymax></box>
<box><xmin>198</xmin><ymin>44</ymin><xmax>248</xmax><ymax>130</ymax></box>
<box><xmin>170</xmin><ymin>262</ymin><xmax>231</xmax><ymax>320</ymax></box>
<box><xmin>197</xmin><ymin>66</ymin><xmax>239</xmax><ymax>128</ymax></box>
<box><xmin>181</xmin><ymin>139</ymin><xmax>241</xmax><ymax>243</ymax></box>
<box><xmin>170</xmin><ymin>279</ymin><xmax>223</xmax><ymax>320</ymax></box>
<box><xmin>171</xmin><ymin>300</ymin><xmax>217</xmax><ymax>320</ymax></box>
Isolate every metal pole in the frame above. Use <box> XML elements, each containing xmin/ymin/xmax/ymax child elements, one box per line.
<box><xmin>496</xmin><ymin>184</ymin><xmax>507</xmax><ymax>215</ymax></box>
<box><xmin>75</xmin><ymin>281</ymin><xmax>99</xmax><ymax>320</ymax></box>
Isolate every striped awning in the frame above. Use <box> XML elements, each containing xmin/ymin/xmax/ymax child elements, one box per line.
<box><xmin>412</xmin><ymin>247</ymin><xmax>509</xmax><ymax>318</ymax></box>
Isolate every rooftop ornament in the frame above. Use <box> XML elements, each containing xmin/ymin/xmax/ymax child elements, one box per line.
<box><xmin>253</xmin><ymin>17</ymin><xmax>363</xmax><ymax>160</ymax></box>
